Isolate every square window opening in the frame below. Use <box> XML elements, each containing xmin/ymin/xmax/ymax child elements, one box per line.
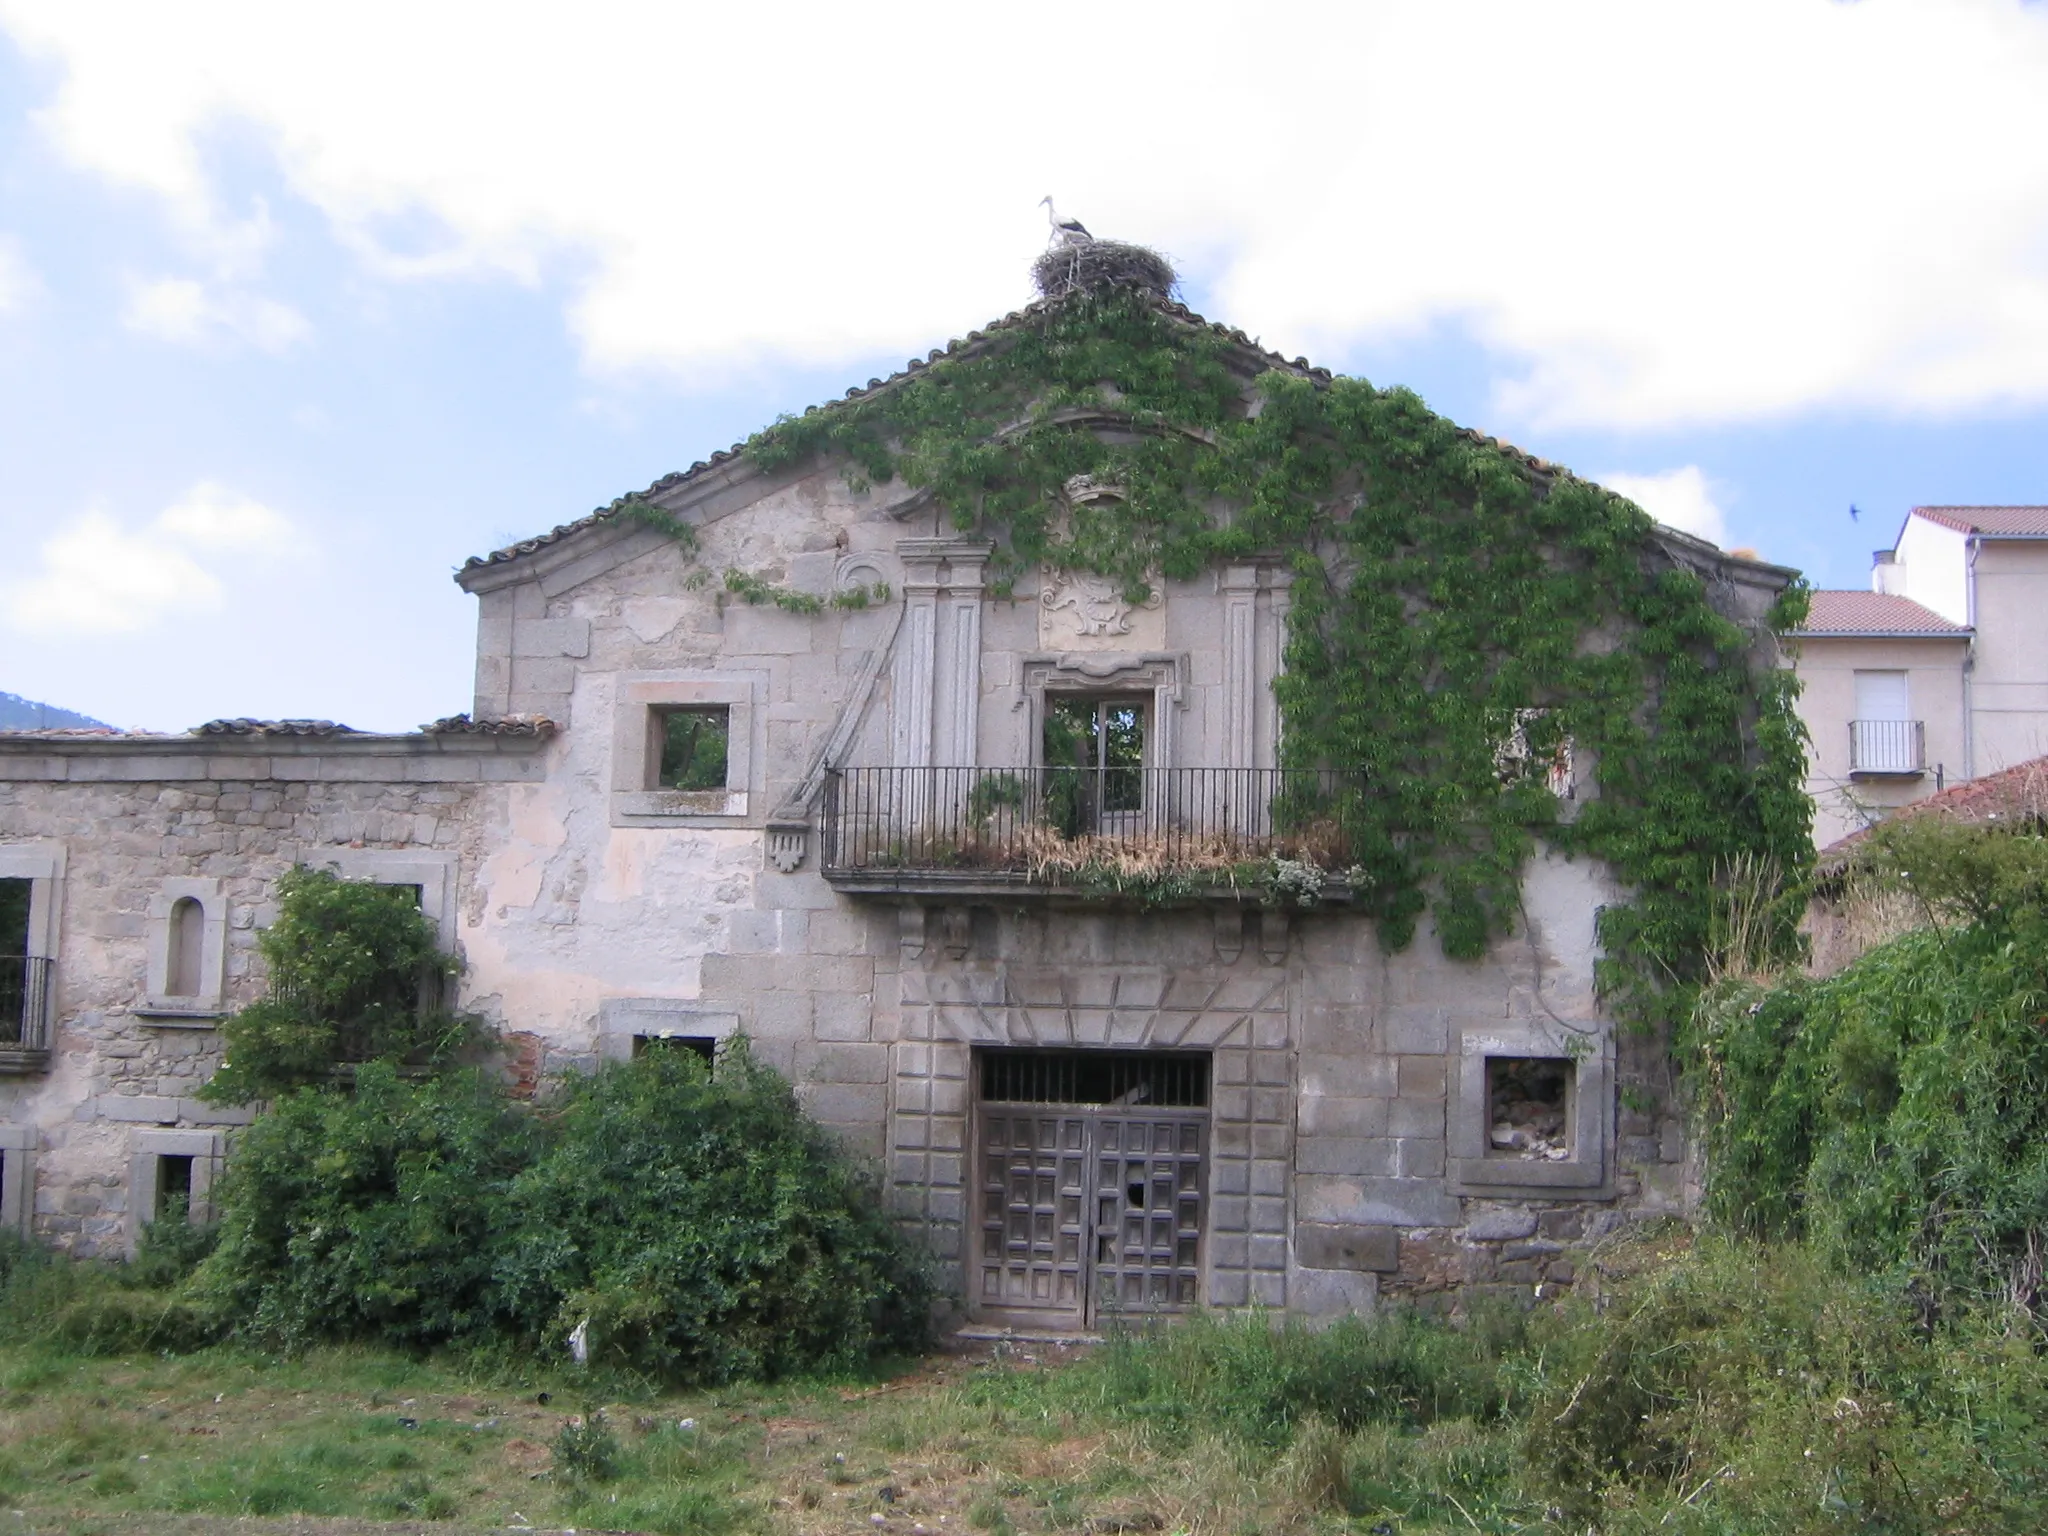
<box><xmin>632</xmin><ymin>1034</ymin><xmax>717</xmax><ymax>1064</ymax></box>
<box><xmin>1486</xmin><ymin>1056</ymin><xmax>1572</xmax><ymax>1161</ymax></box>
<box><xmin>156</xmin><ymin>1153</ymin><xmax>195</xmax><ymax>1222</ymax></box>
<box><xmin>656</xmin><ymin>707</ymin><xmax>730</xmax><ymax>792</ymax></box>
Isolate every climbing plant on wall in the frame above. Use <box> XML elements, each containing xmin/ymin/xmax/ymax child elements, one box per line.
<box><xmin>738</xmin><ymin>280</ymin><xmax>1810</xmax><ymax>1029</ymax></box>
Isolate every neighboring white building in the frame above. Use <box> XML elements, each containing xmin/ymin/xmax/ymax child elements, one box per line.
<box><xmin>1792</xmin><ymin>506</ymin><xmax>2048</xmax><ymax>849</ymax></box>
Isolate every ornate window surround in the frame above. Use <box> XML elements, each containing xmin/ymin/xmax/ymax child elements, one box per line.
<box><xmin>1017</xmin><ymin>653</ymin><xmax>1188</xmax><ymax>772</ymax></box>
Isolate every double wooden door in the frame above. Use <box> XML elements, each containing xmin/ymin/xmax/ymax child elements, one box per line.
<box><xmin>976</xmin><ymin>1106</ymin><xmax>1206</xmax><ymax>1327</ymax></box>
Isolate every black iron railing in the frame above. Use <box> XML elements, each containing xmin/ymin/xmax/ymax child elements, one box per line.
<box><xmin>1850</xmin><ymin>719</ymin><xmax>1926</xmax><ymax>775</ymax></box>
<box><xmin>821</xmin><ymin>766</ymin><xmax>1360</xmax><ymax>886</ymax></box>
<box><xmin>0</xmin><ymin>955</ymin><xmax>52</xmax><ymax>1051</ymax></box>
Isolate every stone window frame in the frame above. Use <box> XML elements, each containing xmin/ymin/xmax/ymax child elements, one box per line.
<box><xmin>0</xmin><ymin>841</ymin><xmax>64</xmax><ymax>960</ymax></box>
<box><xmin>126</xmin><ymin>1127</ymin><xmax>226</xmax><ymax>1253</ymax></box>
<box><xmin>294</xmin><ymin>848</ymin><xmax>459</xmax><ymax>951</ymax></box>
<box><xmin>595</xmin><ymin>997</ymin><xmax>741</xmax><ymax>1062</ymax></box>
<box><xmin>1019</xmin><ymin>654</ymin><xmax>1186</xmax><ymax>776</ymax></box>
<box><xmin>138</xmin><ymin>877</ymin><xmax>229</xmax><ymax>1022</ymax></box>
<box><xmin>0</xmin><ymin>1124</ymin><xmax>34</xmax><ymax>1235</ymax></box>
<box><xmin>610</xmin><ymin>672</ymin><xmax>763</xmax><ymax>828</ymax></box>
<box><xmin>1448</xmin><ymin>1021</ymin><xmax>1611</xmax><ymax>1193</ymax></box>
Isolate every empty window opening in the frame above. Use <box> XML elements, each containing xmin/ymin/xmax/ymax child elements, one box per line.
<box><xmin>156</xmin><ymin>1154</ymin><xmax>195</xmax><ymax>1222</ymax></box>
<box><xmin>0</xmin><ymin>879</ymin><xmax>27</xmax><ymax>957</ymax></box>
<box><xmin>980</xmin><ymin>1049</ymin><xmax>1209</xmax><ymax>1109</ymax></box>
<box><xmin>1487</xmin><ymin>1056</ymin><xmax>1572</xmax><ymax>1161</ymax></box>
<box><xmin>632</xmin><ymin>1034</ymin><xmax>717</xmax><ymax>1064</ymax></box>
<box><xmin>0</xmin><ymin>878</ymin><xmax>30</xmax><ymax>1044</ymax></box>
<box><xmin>1043</xmin><ymin>696</ymin><xmax>1148</xmax><ymax>828</ymax></box>
<box><xmin>657</xmin><ymin>708</ymin><xmax>730</xmax><ymax>792</ymax></box>
<box><xmin>166</xmin><ymin>897</ymin><xmax>205</xmax><ymax>997</ymax></box>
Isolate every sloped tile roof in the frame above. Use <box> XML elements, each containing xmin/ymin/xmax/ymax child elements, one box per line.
<box><xmin>422</xmin><ymin>713</ymin><xmax>556</xmax><ymax>737</ymax></box>
<box><xmin>1912</xmin><ymin>506</ymin><xmax>2048</xmax><ymax>536</ymax></box>
<box><xmin>196</xmin><ymin>718</ymin><xmax>357</xmax><ymax>736</ymax></box>
<box><xmin>1792</xmin><ymin>591</ymin><xmax>1968</xmax><ymax>636</ymax></box>
<box><xmin>461</xmin><ymin>291</ymin><xmax>1569</xmax><ymax>573</ymax></box>
<box><xmin>1820</xmin><ymin>754</ymin><xmax>2048</xmax><ymax>866</ymax></box>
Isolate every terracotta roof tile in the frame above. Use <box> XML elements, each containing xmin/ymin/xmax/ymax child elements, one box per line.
<box><xmin>196</xmin><ymin>718</ymin><xmax>357</xmax><ymax>736</ymax></box>
<box><xmin>1792</xmin><ymin>591</ymin><xmax>1968</xmax><ymax>636</ymax></box>
<box><xmin>1911</xmin><ymin>506</ymin><xmax>2048</xmax><ymax>536</ymax></box>
<box><xmin>460</xmin><ymin>290</ymin><xmax>1561</xmax><ymax>573</ymax></box>
<box><xmin>422</xmin><ymin>713</ymin><xmax>557</xmax><ymax>737</ymax></box>
<box><xmin>1820</xmin><ymin>754</ymin><xmax>2048</xmax><ymax>865</ymax></box>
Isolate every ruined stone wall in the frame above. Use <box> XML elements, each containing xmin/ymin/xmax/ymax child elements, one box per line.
<box><xmin>0</xmin><ymin>735</ymin><xmax>543</xmax><ymax>1253</ymax></box>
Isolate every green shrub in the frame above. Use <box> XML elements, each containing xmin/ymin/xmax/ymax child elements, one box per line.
<box><xmin>1027</xmin><ymin>1304</ymin><xmax>1523</xmax><ymax>1449</ymax></box>
<box><xmin>494</xmin><ymin>1040</ymin><xmax>931</xmax><ymax>1380</ymax></box>
<box><xmin>0</xmin><ymin>1229</ymin><xmax>221</xmax><ymax>1355</ymax></box>
<box><xmin>202</xmin><ymin>865</ymin><xmax>475</xmax><ymax>1104</ymax></box>
<box><xmin>197</xmin><ymin>1044</ymin><xmax>930</xmax><ymax>1379</ymax></box>
<box><xmin>130</xmin><ymin>1210</ymin><xmax>220</xmax><ymax>1290</ymax></box>
<box><xmin>196</xmin><ymin>1062</ymin><xmax>538</xmax><ymax>1347</ymax></box>
<box><xmin>551</xmin><ymin>1407</ymin><xmax>620</xmax><ymax>1483</ymax></box>
<box><xmin>1698</xmin><ymin>824</ymin><xmax>2048</xmax><ymax>1315</ymax></box>
<box><xmin>1521</xmin><ymin>1238</ymin><xmax>2048</xmax><ymax>1531</ymax></box>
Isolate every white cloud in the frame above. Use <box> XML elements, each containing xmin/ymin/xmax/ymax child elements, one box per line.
<box><xmin>156</xmin><ymin>479</ymin><xmax>300</xmax><ymax>551</ymax></box>
<box><xmin>0</xmin><ymin>235</ymin><xmax>37</xmax><ymax>313</ymax></box>
<box><xmin>1600</xmin><ymin>466</ymin><xmax>1728</xmax><ymax>547</ymax></box>
<box><xmin>6</xmin><ymin>0</ymin><xmax>2048</xmax><ymax>428</ymax></box>
<box><xmin>123</xmin><ymin>275</ymin><xmax>309</xmax><ymax>353</ymax></box>
<box><xmin>3</xmin><ymin>483</ymin><xmax>300</xmax><ymax>635</ymax></box>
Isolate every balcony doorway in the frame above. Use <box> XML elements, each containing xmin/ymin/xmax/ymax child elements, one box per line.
<box><xmin>1043</xmin><ymin>695</ymin><xmax>1148</xmax><ymax>836</ymax></box>
<box><xmin>975</xmin><ymin>1048</ymin><xmax>1208</xmax><ymax>1330</ymax></box>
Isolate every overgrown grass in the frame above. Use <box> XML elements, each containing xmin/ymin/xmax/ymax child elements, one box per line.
<box><xmin>3</xmin><ymin>1230</ymin><xmax>2043</xmax><ymax>1532</ymax></box>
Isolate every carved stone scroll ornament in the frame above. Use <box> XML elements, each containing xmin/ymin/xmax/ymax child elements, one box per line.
<box><xmin>1039</xmin><ymin>571</ymin><xmax>1163</xmax><ymax>638</ymax></box>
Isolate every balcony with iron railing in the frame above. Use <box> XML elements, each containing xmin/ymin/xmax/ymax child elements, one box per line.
<box><xmin>0</xmin><ymin>954</ymin><xmax>53</xmax><ymax>1073</ymax></box>
<box><xmin>1849</xmin><ymin>719</ymin><xmax>1926</xmax><ymax>777</ymax></box>
<box><xmin>820</xmin><ymin>766</ymin><xmax>1364</xmax><ymax>903</ymax></box>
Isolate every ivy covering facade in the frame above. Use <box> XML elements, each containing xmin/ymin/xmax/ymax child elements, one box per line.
<box><xmin>743</xmin><ymin>282</ymin><xmax>1812</xmax><ymax>1028</ymax></box>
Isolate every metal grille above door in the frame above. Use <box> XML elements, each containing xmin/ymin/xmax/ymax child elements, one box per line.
<box><xmin>977</xmin><ymin>1049</ymin><xmax>1209</xmax><ymax>1328</ymax></box>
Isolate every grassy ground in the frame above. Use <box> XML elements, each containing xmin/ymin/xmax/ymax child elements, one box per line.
<box><xmin>6</xmin><ymin>1228</ymin><xmax>2046</xmax><ymax>1535</ymax></box>
<box><xmin>0</xmin><ymin>1333</ymin><xmax>1380</xmax><ymax>1536</ymax></box>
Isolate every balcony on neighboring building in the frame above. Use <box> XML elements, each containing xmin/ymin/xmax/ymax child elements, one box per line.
<box><xmin>819</xmin><ymin>766</ymin><xmax>1363</xmax><ymax>903</ymax></box>
<box><xmin>1849</xmin><ymin>718</ymin><xmax>1927</xmax><ymax>777</ymax></box>
<box><xmin>0</xmin><ymin>954</ymin><xmax>53</xmax><ymax>1074</ymax></box>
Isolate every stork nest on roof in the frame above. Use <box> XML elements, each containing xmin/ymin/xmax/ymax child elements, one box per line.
<box><xmin>1032</xmin><ymin>240</ymin><xmax>1177</xmax><ymax>301</ymax></box>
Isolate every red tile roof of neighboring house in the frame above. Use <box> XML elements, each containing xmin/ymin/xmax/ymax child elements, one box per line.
<box><xmin>1911</xmin><ymin>506</ymin><xmax>2048</xmax><ymax>536</ymax></box>
<box><xmin>1819</xmin><ymin>754</ymin><xmax>2048</xmax><ymax>866</ymax></box>
<box><xmin>1791</xmin><ymin>591</ymin><xmax>1969</xmax><ymax>636</ymax></box>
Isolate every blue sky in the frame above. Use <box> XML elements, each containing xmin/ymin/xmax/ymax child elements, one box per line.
<box><xmin>2</xmin><ymin>1</ymin><xmax>2046</xmax><ymax>732</ymax></box>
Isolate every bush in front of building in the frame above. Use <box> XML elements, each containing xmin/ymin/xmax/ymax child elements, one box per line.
<box><xmin>191</xmin><ymin>1044</ymin><xmax>929</xmax><ymax>1380</ymax></box>
<box><xmin>1695</xmin><ymin>818</ymin><xmax>2048</xmax><ymax>1319</ymax></box>
<box><xmin>196</xmin><ymin>1062</ymin><xmax>538</xmax><ymax>1349</ymax></box>
<box><xmin>494</xmin><ymin>1040</ymin><xmax>931</xmax><ymax>1381</ymax></box>
<box><xmin>201</xmin><ymin>866</ymin><xmax>476</xmax><ymax>1104</ymax></box>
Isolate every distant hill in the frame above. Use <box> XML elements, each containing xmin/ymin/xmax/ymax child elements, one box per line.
<box><xmin>0</xmin><ymin>691</ymin><xmax>115</xmax><ymax>731</ymax></box>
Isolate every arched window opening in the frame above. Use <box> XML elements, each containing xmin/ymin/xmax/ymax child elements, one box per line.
<box><xmin>166</xmin><ymin>897</ymin><xmax>204</xmax><ymax>997</ymax></box>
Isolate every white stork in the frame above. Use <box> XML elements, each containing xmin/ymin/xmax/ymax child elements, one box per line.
<box><xmin>1040</xmin><ymin>196</ymin><xmax>1093</xmax><ymax>246</ymax></box>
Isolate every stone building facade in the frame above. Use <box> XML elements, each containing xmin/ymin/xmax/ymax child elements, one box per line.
<box><xmin>0</xmin><ymin>289</ymin><xmax>1791</xmax><ymax>1326</ymax></box>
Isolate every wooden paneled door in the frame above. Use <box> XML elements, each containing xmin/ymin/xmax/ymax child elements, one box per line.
<box><xmin>977</xmin><ymin>1104</ymin><xmax>1207</xmax><ymax>1328</ymax></box>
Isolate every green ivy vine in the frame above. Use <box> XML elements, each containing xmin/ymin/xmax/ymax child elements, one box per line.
<box><xmin>740</xmin><ymin>285</ymin><xmax>1812</xmax><ymax>1028</ymax></box>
